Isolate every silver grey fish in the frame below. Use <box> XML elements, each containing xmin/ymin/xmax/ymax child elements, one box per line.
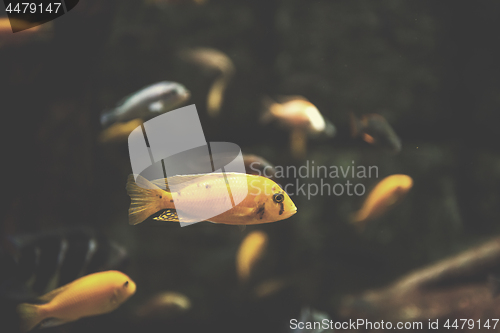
<box><xmin>0</xmin><ymin>227</ymin><xmax>128</xmax><ymax>300</ymax></box>
<box><xmin>100</xmin><ymin>81</ymin><xmax>190</xmax><ymax>127</ymax></box>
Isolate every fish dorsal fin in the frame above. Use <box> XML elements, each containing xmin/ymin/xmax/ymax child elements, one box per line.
<box><xmin>150</xmin><ymin>174</ymin><xmax>216</xmax><ymax>192</ymax></box>
<box><xmin>36</xmin><ymin>283</ymin><xmax>70</xmax><ymax>303</ymax></box>
<box><xmin>153</xmin><ymin>209</ymin><xmax>179</xmax><ymax>222</ymax></box>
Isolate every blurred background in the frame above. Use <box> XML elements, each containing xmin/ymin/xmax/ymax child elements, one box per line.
<box><xmin>2</xmin><ymin>0</ymin><xmax>500</xmax><ymax>332</ymax></box>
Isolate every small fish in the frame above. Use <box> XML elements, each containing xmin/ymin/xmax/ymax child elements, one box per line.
<box><xmin>236</xmin><ymin>231</ymin><xmax>268</xmax><ymax>283</ymax></box>
<box><xmin>126</xmin><ymin>173</ymin><xmax>297</xmax><ymax>225</ymax></box>
<box><xmin>350</xmin><ymin>113</ymin><xmax>402</xmax><ymax>153</ymax></box>
<box><xmin>292</xmin><ymin>307</ymin><xmax>333</xmax><ymax>333</ymax></box>
<box><xmin>351</xmin><ymin>174</ymin><xmax>413</xmax><ymax>229</ymax></box>
<box><xmin>243</xmin><ymin>154</ymin><xmax>276</xmax><ymax>178</ymax></box>
<box><xmin>1</xmin><ymin>227</ymin><xmax>128</xmax><ymax>298</ymax></box>
<box><xmin>179</xmin><ymin>47</ymin><xmax>235</xmax><ymax>117</ymax></box>
<box><xmin>100</xmin><ymin>81</ymin><xmax>190</xmax><ymax>127</ymax></box>
<box><xmin>16</xmin><ymin>270</ymin><xmax>135</xmax><ymax>332</ymax></box>
<box><xmin>253</xmin><ymin>277</ymin><xmax>290</xmax><ymax>298</ymax></box>
<box><xmin>135</xmin><ymin>291</ymin><xmax>191</xmax><ymax>320</ymax></box>
<box><xmin>261</xmin><ymin>96</ymin><xmax>335</xmax><ymax>159</ymax></box>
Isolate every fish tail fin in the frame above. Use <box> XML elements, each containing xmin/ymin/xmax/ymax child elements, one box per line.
<box><xmin>16</xmin><ymin>303</ymin><xmax>43</xmax><ymax>332</ymax></box>
<box><xmin>207</xmin><ymin>75</ymin><xmax>229</xmax><ymax>117</ymax></box>
<box><xmin>100</xmin><ymin>109</ymin><xmax>116</xmax><ymax>127</ymax></box>
<box><xmin>260</xmin><ymin>96</ymin><xmax>277</xmax><ymax>125</ymax></box>
<box><xmin>349</xmin><ymin>112</ymin><xmax>361</xmax><ymax>138</ymax></box>
<box><xmin>126</xmin><ymin>174</ymin><xmax>166</xmax><ymax>225</ymax></box>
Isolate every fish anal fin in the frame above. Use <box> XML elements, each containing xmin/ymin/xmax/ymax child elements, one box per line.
<box><xmin>153</xmin><ymin>209</ymin><xmax>180</xmax><ymax>222</ymax></box>
<box><xmin>39</xmin><ymin>317</ymin><xmax>70</xmax><ymax>328</ymax></box>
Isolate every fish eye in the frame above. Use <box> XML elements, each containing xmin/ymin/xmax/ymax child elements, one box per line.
<box><xmin>273</xmin><ymin>193</ymin><xmax>284</xmax><ymax>203</ymax></box>
<box><xmin>123</xmin><ymin>281</ymin><xmax>129</xmax><ymax>287</ymax></box>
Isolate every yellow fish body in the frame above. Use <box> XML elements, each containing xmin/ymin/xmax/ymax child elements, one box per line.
<box><xmin>126</xmin><ymin>173</ymin><xmax>297</xmax><ymax>225</ymax></box>
<box><xmin>236</xmin><ymin>231</ymin><xmax>268</xmax><ymax>283</ymax></box>
<box><xmin>17</xmin><ymin>270</ymin><xmax>136</xmax><ymax>332</ymax></box>
<box><xmin>351</xmin><ymin>174</ymin><xmax>413</xmax><ymax>229</ymax></box>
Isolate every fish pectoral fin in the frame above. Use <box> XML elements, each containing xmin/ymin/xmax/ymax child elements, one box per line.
<box><xmin>39</xmin><ymin>317</ymin><xmax>70</xmax><ymax>328</ymax></box>
<box><xmin>110</xmin><ymin>289</ymin><xmax>119</xmax><ymax>305</ymax></box>
<box><xmin>148</xmin><ymin>100</ymin><xmax>164</xmax><ymax>112</ymax></box>
<box><xmin>153</xmin><ymin>209</ymin><xmax>180</xmax><ymax>222</ymax></box>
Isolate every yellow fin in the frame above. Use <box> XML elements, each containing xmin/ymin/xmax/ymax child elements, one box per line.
<box><xmin>126</xmin><ymin>174</ymin><xmax>165</xmax><ymax>225</ymax></box>
<box><xmin>17</xmin><ymin>303</ymin><xmax>43</xmax><ymax>332</ymax></box>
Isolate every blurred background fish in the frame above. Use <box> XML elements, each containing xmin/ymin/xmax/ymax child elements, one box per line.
<box><xmin>351</xmin><ymin>174</ymin><xmax>413</xmax><ymax>231</ymax></box>
<box><xmin>350</xmin><ymin>113</ymin><xmax>402</xmax><ymax>153</ymax></box>
<box><xmin>0</xmin><ymin>227</ymin><xmax>128</xmax><ymax>300</ymax></box>
<box><xmin>261</xmin><ymin>96</ymin><xmax>336</xmax><ymax>159</ymax></box>
<box><xmin>178</xmin><ymin>47</ymin><xmax>235</xmax><ymax>117</ymax></box>
<box><xmin>17</xmin><ymin>270</ymin><xmax>135</xmax><ymax>332</ymax></box>
<box><xmin>135</xmin><ymin>291</ymin><xmax>191</xmax><ymax>320</ymax></box>
<box><xmin>100</xmin><ymin>81</ymin><xmax>190</xmax><ymax>128</ymax></box>
<box><xmin>243</xmin><ymin>154</ymin><xmax>276</xmax><ymax>178</ymax></box>
<box><xmin>236</xmin><ymin>230</ymin><xmax>268</xmax><ymax>284</ymax></box>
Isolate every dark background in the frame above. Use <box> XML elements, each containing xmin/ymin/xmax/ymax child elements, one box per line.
<box><xmin>2</xmin><ymin>0</ymin><xmax>500</xmax><ymax>332</ymax></box>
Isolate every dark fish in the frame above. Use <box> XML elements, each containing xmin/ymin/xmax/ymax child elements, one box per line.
<box><xmin>243</xmin><ymin>154</ymin><xmax>276</xmax><ymax>178</ymax></box>
<box><xmin>100</xmin><ymin>81</ymin><xmax>190</xmax><ymax>127</ymax></box>
<box><xmin>0</xmin><ymin>227</ymin><xmax>128</xmax><ymax>300</ymax></box>
<box><xmin>291</xmin><ymin>307</ymin><xmax>333</xmax><ymax>333</ymax></box>
<box><xmin>350</xmin><ymin>113</ymin><xmax>401</xmax><ymax>153</ymax></box>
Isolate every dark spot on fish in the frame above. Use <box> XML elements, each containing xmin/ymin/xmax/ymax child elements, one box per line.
<box><xmin>279</xmin><ymin>202</ymin><xmax>284</xmax><ymax>216</ymax></box>
<box><xmin>272</xmin><ymin>186</ymin><xmax>276</xmax><ymax>191</ymax></box>
<box><xmin>124</xmin><ymin>281</ymin><xmax>129</xmax><ymax>287</ymax></box>
<box><xmin>256</xmin><ymin>203</ymin><xmax>265</xmax><ymax>220</ymax></box>
<box><xmin>159</xmin><ymin>196</ymin><xmax>162</xmax><ymax>199</ymax></box>
<box><xmin>170</xmin><ymin>199</ymin><xmax>174</xmax><ymax>203</ymax></box>
<box><xmin>206</xmin><ymin>184</ymin><xmax>211</xmax><ymax>189</ymax></box>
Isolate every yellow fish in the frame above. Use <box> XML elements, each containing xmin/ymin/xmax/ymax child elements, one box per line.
<box><xmin>236</xmin><ymin>231</ymin><xmax>268</xmax><ymax>283</ymax></box>
<box><xmin>17</xmin><ymin>270</ymin><xmax>136</xmax><ymax>332</ymax></box>
<box><xmin>126</xmin><ymin>173</ymin><xmax>297</xmax><ymax>225</ymax></box>
<box><xmin>351</xmin><ymin>174</ymin><xmax>413</xmax><ymax>229</ymax></box>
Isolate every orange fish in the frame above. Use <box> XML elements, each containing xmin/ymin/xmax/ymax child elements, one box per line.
<box><xmin>126</xmin><ymin>173</ymin><xmax>297</xmax><ymax>225</ymax></box>
<box><xmin>351</xmin><ymin>174</ymin><xmax>413</xmax><ymax>230</ymax></box>
<box><xmin>17</xmin><ymin>270</ymin><xmax>136</xmax><ymax>332</ymax></box>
